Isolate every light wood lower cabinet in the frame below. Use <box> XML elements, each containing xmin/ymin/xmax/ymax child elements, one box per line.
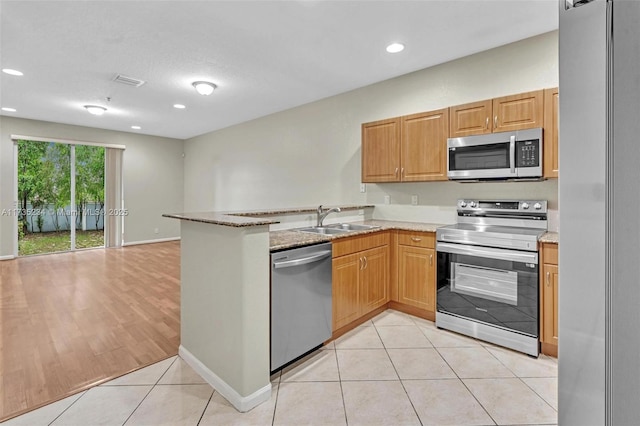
<box><xmin>332</xmin><ymin>233</ymin><xmax>390</xmax><ymax>332</ymax></box>
<box><xmin>359</xmin><ymin>246</ymin><xmax>389</xmax><ymax>315</ymax></box>
<box><xmin>332</xmin><ymin>253</ymin><xmax>361</xmax><ymax>330</ymax></box>
<box><xmin>396</xmin><ymin>231</ymin><xmax>436</xmax><ymax>313</ymax></box>
<box><xmin>540</xmin><ymin>243</ymin><xmax>559</xmax><ymax>357</ymax></box>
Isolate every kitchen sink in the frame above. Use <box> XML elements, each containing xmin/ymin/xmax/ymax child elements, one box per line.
<box><xmin>325</xmin><ymin>223</ymin><xmax>380</xmax><ymax>231</ymax></box>
<box><xmin>298</xmin><ymin>227</ymin><xmax>350</xmax><ymax>235</ymax></box>
<box><xmin>298</xmin><ymin>223</ymin><xmax>380</xmax><ymax>235</ymax></box>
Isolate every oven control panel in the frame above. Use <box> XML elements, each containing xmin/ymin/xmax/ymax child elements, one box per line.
<box><xmin>457</xmin><ymin>199</ymin><xmax>547</xmax><ymax>214</ymax></box>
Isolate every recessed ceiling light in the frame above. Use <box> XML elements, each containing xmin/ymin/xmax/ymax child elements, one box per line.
<box><xmin>2</xmin><ymin>107</ymin><xmax>17</xmax><ymax>112</ymax></box>
<box><xmin>192</xmin><ymin>81</ymin><xmax>217</xmax><ymax>96</ymax></box>
<box><xmin>173</xmin><ymin>104</ymin><xmax>186</xmax><ymax>109</ymax></box>
<box><xmin>386</xmin><ymin>43</ymin><xmax>405</xmax><ymax>53</ymax></box>
<box><xmin>84</xmin><ymin>105</ymin><xmax>107</xmax><ymax>116</ymax></box>
<box><xmin>2</xmin><ymin>68</ymin><xmax>23</xmax><ymax>76</ymax></box>
<box><xmin>131</xmin><ymin>125</ymin><xmax>141</xmax><ymax>130</ymax></box>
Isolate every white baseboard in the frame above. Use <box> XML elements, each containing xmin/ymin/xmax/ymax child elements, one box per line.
<box><xmin>123</xmin><ymin>237</ymin><xmax>181</xmax><ymax>246</ymax></box>
<box><xmin>0</xmin><ymin>255</ymin><xmax>15</xmax><ymax>261</ymax></box>
<box><xmin>179</xmin><ymin>345</ymin><xmax>271</xmax><ymax>413</ymax></box>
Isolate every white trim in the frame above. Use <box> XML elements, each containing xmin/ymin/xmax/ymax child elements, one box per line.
<box><xmin>11</xmin><ymin>134</ymin><xmax>125</xmax><ymax>150</ymax></box>
<box><xmin>13</xmin><ymin>142</ymin><xmax>18</xmax><ymax>257</ymax></box>
<box><xmin>179</xmin><ymin>345</ymin><xmax>271</xmax><ymax>413</ymax></box>
<box><xmin>0</xmin><ymin>255</ymin><xmax>16</xmax><ymax>261</ymax></box>
<box><xmin>70</xmin><ymin>145</ymin><xmax>76</xmax><ymax>250</ymax></box>
<box><xmin>122</xmin><ymin>237</ymin><xmax>181</xmax><ymax>246</ymax></box>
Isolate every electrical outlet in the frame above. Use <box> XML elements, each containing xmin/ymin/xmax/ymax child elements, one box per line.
<box><xmin>384</xmin><ymin>195</ymin><xmax>390</xmax><ymax>205</ymax></box>
<box><xmin>358</xmin><ymin>209</ymin><xmax>365</xmax><ymax>215</ymax></box>
<box><xmin>360</xmin><ymin>183</ymin><xmax>366</xmax><ymax>193</ymax></box>
<box><xmin>411</xmin><ymin>195</ymin><xmax>418</xmax><ymax>206</ymax></box>
<box><xmin>154</xmin><ymin>228</ymin><xmax>159</xmax><ymax>234</ymax></box>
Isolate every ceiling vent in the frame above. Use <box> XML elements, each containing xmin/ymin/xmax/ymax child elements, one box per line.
<box><xmin>113</xmin><ymin>74</ymin><xmax>146</xmax><ymax>87</ymax></box>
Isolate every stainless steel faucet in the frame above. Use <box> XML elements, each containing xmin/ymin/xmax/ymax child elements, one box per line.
<box><xmin>317</xmin><ymin>205</ymin><xmax>341</xmax><ymax>227</ymax></box>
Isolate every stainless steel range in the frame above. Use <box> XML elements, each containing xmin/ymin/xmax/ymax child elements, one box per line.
<box><xmin>436</xmin><ymin>199</ymin><xmax>547</xmax><ymax>356</ymax></box>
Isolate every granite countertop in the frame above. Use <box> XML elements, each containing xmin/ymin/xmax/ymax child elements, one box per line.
<box><xmin>270</xmin><ymin>219</ymin><xmax>447</xmax><ymax>251</ymax></box>
<box><xmin>163</xmin><ymin>204</ymin><xmax>374</xmax><ymax>227</ymax></box>
<box><xmin>270</xmin><ymin>220</ymin><xmax>560</xmax><ymax>251</ymax></box>
<box><xmin>539</xmin><ymin>232</ymin><xmax>559</xmax><ymax>244</ymax></box>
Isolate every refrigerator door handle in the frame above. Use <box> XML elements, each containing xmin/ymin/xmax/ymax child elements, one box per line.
<box><xmin>565</xmin><ymin>0</ymin><xmax>597</xmax><ymax>10</ymax></box>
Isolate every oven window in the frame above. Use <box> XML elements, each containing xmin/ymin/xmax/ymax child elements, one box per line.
<box><xmin>449</xmin><ymin>142</ymin><xmax>510</xmax><ymax>171</ymax></box>
<box><xmin>437</xmin><ymin>251</ymin><xmax>538</xmax><ymax>337</ymax></box>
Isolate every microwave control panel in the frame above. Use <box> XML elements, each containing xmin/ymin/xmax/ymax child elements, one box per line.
<box><xmin>516</xmin><ymin>140</ymin><xmax>540</xmax><ymax>167</ymax></box>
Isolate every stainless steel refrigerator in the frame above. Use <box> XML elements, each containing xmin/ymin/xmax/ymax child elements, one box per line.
<box><xmin>559</xmin><ymin>0</ymin><xmax>640</xmax><ymax>424</ymax></box>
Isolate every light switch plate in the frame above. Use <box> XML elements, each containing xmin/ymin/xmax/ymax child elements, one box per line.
<box><xmin>384</xmin><ymin>195</ymin><xmax>390</xmax><ymax>205</ymax></box>
<box><xmin>360</xmin><ymin>183</ymin><xmax>366</xmax><ymax>193</ymax></box>
<box><xmin>411</xmin><ymin>195</ymin><xmax>418</xmax><ymax>206</ymax></box>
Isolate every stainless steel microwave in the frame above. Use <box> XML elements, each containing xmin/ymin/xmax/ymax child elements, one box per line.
<box><xmin>447</xmin><ymin>128</ymin><xmax>543</xmax><ymax>180</ymax></box>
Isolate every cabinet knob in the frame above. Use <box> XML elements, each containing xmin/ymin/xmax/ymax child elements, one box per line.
<box><xmin>394</xmin><ymin>167</ymin><xmax>399</xmax><ymax>177</ymax></box>
<box><xmin>485</xmin><ymin>117</ymin><xmax>489</xmax><ymax>129</ymax></box>
<box><xmin>546</xmin><ymin>271</ymin><xmax>551</xmax><ymax>286</ymax></box>
<box><xmin>429</xmin><ymin>254</ymin><xmax>433</xmax><ymax>266</ymax></box>
<box><xmin>411</xmin><ymin>237</ymin><xmax>421</xmax><ymax>242</ymax></box>
<box><xmin>363</xmin><ymin>256</ymin><xmax>368</xmax><ymax>269</ymax></box>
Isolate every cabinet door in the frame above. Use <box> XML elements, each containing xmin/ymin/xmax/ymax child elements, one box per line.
<box><xmin>359</xmin><ymin>246</ymin><xmax>389</xmax><ymax>315</ymax></box>
<box><xmin>542</xmin><ymin>263</ymin><xmax>559</xmax><ymax>346</ymax></box>
<box><xmin>332</xmin><ymin>253</ymin><xmax>361</xmax><ymax>331</ymax></box>
<box><xmin>361</xmin><ymin>118</ymin><xmax>401</xmax><ymax>183</ymax></box>
<box><xmin>398</xmin><ymin>245</ymin><xmax>435</xmax><ymax>311</ymax></box>
<box><xmin>449</xmin><ymin>99</ymin><xmax>492</xmax><ymax>137</ymax></box>
<box><xmin>401</xmin><ymin>109</ymin><xmax>449</xmax><ymax>182</ymax></box>
<box><xmin>492</xmin><ymin>90</ymin><xmax>544</xmax><ymax>132</ymax></box>
<box><xmin>543</xmin><ymin>87</ymin><xmax>559</xmax><ymax>178</ymax></box>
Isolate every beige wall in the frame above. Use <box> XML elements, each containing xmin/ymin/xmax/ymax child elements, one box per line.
<box><xmin>0</xmin><ymin>116</ymin><xmax>184</xmax><ymax>256</ymax></box>
<box><xmin>183</xmin><ymin>31</ymin><xmax>559</xmax><ymax>217</ymax></box>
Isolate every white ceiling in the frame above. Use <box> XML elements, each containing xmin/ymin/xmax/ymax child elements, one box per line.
<box><xmin>0</xmin><ymin>1</ymin><xmax>558</xmax><ymax>140</ymax></box>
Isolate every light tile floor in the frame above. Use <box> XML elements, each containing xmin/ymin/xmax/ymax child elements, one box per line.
<box><xmin>3</xmin><ymin>310</ymin><xmax>558</xmax><ymax>426</ymax></box>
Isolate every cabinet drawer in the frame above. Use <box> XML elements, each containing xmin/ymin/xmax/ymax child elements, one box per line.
<box><xmin>333</xmin><ymin>231</ymin><xmax>390</xmax><ymax>258</ymax></box>
<box><xmin>397</xmin><ymin>231</ymin><xmax>435</xmax><ymax>249</ymax></box>
<box><xmin>542</xmin><ymin>243</ymin><xmax>558</xmax><ymax>265</ymax></box>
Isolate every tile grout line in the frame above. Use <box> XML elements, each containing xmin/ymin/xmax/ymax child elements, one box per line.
<box><xmin>46</xmin><ymin>391</ymin><xmax>88</xmax><ymax>426</ymax></box>
<box><xmin>270</xmin><ymin>371</ymin><xmax>282</xmax><ymax>426</ymax></box>
<box><xmin>421</xmin><ymin>329</ymin><xmax>499</xmax><ymax>426</ymax></box>
<box><xmin>121</xmin><ymin>356</ymin><xmax>179</xmax><ymax>425</ymax></box>
<box><xmin>196</xmin><ymin>389</ymin><xmax>216</xmax><ymax>426</ymax></box>
<box><xmin>333</xmin><ymin>345</ymin><xmax>349</xmax><ymax>426</ymax></box>
<box><xmin>484</xmin><ymin>346</ymin><xmax>559</xmax><ymax>413</ymax></box>
<box><xmin>372</xmin><ymin>317</ymin><xmax>424</xmax><ymax>426</ymax></box>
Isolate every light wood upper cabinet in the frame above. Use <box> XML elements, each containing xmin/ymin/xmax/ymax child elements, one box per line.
<box><xmin>449</xmin><ymin>99</ymin><xmax>492</xmax><ymax>138</ymax></box>
<box><xmin>361</xmin><ymin>118</ymin><xmax>401</xmax><ymax>182</ymax></box>
<box><xmin>492</xmin><ymin>90</ymin><xmax>544</xmax><ymax>133</ymax></box>
<box><xmin>540</xmin><ymin>243</ymin><xmax>559</xmax><ymax>356</ymax></box>
<box><xmin>449</xmin><ymin>90</ymin><xmax>545</xmax><ymax>138</ymax></box>
<box><xmin>362</xmin><ymin>109</ymin><xmax>449</xmax><ymax>183</ymax></box>
<box><xmin>401</xmin><ymin>109</ymin><xmax>449</xmax><ymax>182</ymax></box>
<box><xmin>543</xmin><ymin>87</ymin><xmax>559</xmax><ymax>178</ymax></box>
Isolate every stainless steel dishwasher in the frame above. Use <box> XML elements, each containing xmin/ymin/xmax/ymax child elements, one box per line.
<box><xmin>270</xmin><ymin>242</ymin><xmax>332</xmax><ymax>372</ymax></box>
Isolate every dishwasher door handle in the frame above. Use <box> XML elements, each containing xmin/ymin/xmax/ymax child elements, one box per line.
<box><xmin>272</xmin><ymin>250</ymin><xmax>333</xmax><ymax>269</ymax></box>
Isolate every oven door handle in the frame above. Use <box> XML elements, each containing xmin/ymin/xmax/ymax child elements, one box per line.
<box><xmin>436</xmin><ymin>242</ymin><xmax>538</xmax><ymax>264</ymax></box>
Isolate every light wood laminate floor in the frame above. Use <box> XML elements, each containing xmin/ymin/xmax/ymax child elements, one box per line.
<box><xmin>0</xmin><ymin>241</ymin><xmax>180</xmax><ymax>422</ymax></box>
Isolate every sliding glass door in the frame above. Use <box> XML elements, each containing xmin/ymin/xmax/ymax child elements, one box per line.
<box><xmin>16</xmin><ymin>140</ymin><xmax>106</xmax><ymax>256</ymax></box>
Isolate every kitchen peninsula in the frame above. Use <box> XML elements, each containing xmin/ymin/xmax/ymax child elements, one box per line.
<box><xmin>163</xmin><ymin>205</ymin><xmax>374</xmax><ymax>412</ymax></box>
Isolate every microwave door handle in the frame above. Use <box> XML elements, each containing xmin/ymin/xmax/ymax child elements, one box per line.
<box><xmin>509</xmin><ymin>135</ymin><xmax>516</xmax><ymax>174</ymax></box>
